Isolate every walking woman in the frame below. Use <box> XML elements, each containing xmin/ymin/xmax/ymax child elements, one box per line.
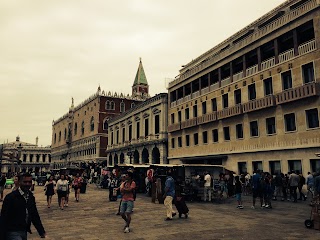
<box><xmin>65</xmin><ymin>175</ymin><xmax>72</xmax><ymax>207</ymax></box>
<box><xmin>56</xmin><ymin>174</ymin><xmax>69</xmax><ymax>210</ymax></box>
<box><xmin>73</xmin><ymin>173</ymin><xmax>83</xmax><ymax>202</ymax></box>
<box><xmin>44</xmin><ymin>175</ymin><xmax>56</xmax><ymax>208</ymax></box>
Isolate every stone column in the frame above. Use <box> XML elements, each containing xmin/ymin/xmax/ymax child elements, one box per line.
<box><xmin>257</xmin><ymin>47</ymin><xmax>262</xmax><ymax>71</ymax></box>
<box><xmin>230</xmin><ymin>62</ymin><xmax>233</xmax><ymax>82</ymax></box>
<box><xmin>242</xmin><ymin>55</ymin><xmax>247</xmax><ymax>77</ymax></box>
<box><xmin>218</xmin><ymin>68</ymin><xmax>222</xmax><ymax>87</ymax></box>
<box><xmin>274</xmin><ymin>38</ymin><xmax>279</xmax><ymax>64</ymax></box>
<box><xmin>293</xmin><ymin>29</ymin><xmax>299</xmax><ymax>56</ymax></box>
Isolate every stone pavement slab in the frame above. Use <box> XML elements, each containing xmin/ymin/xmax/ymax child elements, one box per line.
<box><xmin>1</xmin><ymin>185</ymin><xmax>320</xmax><ymax>240</ymax></box>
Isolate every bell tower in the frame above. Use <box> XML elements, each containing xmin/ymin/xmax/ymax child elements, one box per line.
<box><xmin>132</xmin><ymin>58</ymin><xmax>149</xmax><ymax>99</ymax></box>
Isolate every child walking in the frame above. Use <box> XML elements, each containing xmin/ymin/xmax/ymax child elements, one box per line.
<box><xmin>235</xmin><ymin>176</ymin><xmax>243</xmax><ymax>209</ymax></box>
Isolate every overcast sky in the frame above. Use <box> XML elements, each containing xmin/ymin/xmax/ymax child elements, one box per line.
<box><xmin>0</xmin><ymin>0</ymin><xmax>285</xmax><ymax>146</ymax></box>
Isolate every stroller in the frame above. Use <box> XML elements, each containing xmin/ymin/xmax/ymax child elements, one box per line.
<box><xmin>305</xmin><ymin>195</ymin><xmax>320</xmax><ymax>229</ymax></box>
<box><xmin>175</xmin><ymin>194</ymin><xmax>189</xmax><ymax>218</ymax></box>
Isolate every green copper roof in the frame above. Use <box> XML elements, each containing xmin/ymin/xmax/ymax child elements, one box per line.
<box><xmin>133</xmin><ymin>58</ymin><xmax>148</xmax><ymax>86</ymax></box>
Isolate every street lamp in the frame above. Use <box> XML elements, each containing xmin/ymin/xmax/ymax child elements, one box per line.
<box><xmin>127</xmin><ymin>145</ymin><xmax>133</xmax><ymax>164</ymax></box>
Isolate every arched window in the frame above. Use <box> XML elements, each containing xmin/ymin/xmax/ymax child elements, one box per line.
<box><xmin>103</xmin><ymin>118</ymin><xmax>109</xmax><ymax>130</ymax></box>
<box><xmin>58</xmin><ymin>131</ymin><xmax>61</xmax><ymax>142</ymax></box>
<box><xmin>90</xmin><ymin>116</ymin><xmax>94</xmax><ymax>131</ymax></box>
<box><xmin>54</xmin><ymin>133</ymin><xmax>56</xmax><ymax>144</ymax></box>
<box><xmin>111</xmin><ymin>101</ymin><xmax>115</xmax><ymax>110</ymax></box>
<box><xmin>131</xmin><ymin>103</ymin><xmax>135</xmax><ymax>108</ymax></box>
<box><xmin>81</xmin><ymin>121</ymin><xmax>85</xmax><ymax>135</ymax></box>
<box><xmin>74</xmin><ymin>123</ymin><xmax>78</xmax><ymax>135</ymax></box>
<box><xmin>106</xmin><ymin>100</ymin><xmax>111</xmax><ymax>110</ymax></box>
<box><xmin>64</xmin><ymin>128</ymin><xmax>67</xmax><ymax>139</ymax></box>
<box><xmin>120</xmin><ymin>102</ymin><xmax>125</xmax><ymax>112</ymax></box>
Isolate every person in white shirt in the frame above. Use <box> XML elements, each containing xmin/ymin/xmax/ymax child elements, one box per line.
<box><xmin>204</xmin><ymin>172</ymin><xmax>212</xmax><ymax>202</ymax></box>
<box><xmin>56</xmin><ymin>174</ymin><xmax>69</xmax><ymax>210</ymax></box>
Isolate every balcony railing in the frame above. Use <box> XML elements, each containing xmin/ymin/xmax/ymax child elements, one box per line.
<box><xmin>220</xmin><ymin>77</ymin><xmax>231</xmax><ymax>87</ymax></box>
<box><xmin>298</xmin><ymin>39</ymin><xmax>316</xmax><ymax>55</ymax></box>
<box><xmin>261</xmin><ymin>57</ymin><xmax>275</xmax><ymax>71</ymax></box>
<box><xmin>170</xmin><ymin>101</ymin><xmax>176</xmax><ymax>108</ymax></box>
<box><xmin>177</xmin><ymin>98</ymin><xmax>183</xmax><ymax>105</ymax></box>
<box><xmin>278</xmin><ymin>49</ymin><xmax>294</xmax><ymax>63</ymax></box>
<box><xmin>197</xmin><ymin>112</ymin><xmax>217</xmax><ymax>125</ymax></box>
<box><xmin>168</xmin><ymin>123</ymin><xmax>181</xmax><ymax>132</ymax></box>
<box><xmin>184</xmin><ymin>94</ymin><xmax>191</xmax><ymax>102</ymax></box>
<box><xmin>181</xmin><ymin>118</ymin><xmax>197</xmax><ymax>129</ymax></box>
<box><xmin>242</xmin><ymin>95</ymin><xmax>275</xmax><ymax>113</ymax></box>
<box><xmin>217</xmin><ymin>105</ymin><xmax>242</xmax><ymax>120</ymax></box>
<box><xmin>192</xmin><ymin>91</ymin><xmax>200</xmax><ymax>99</ymax></box>
<box><xmin>275</xmin><ymin>82</ymin><xmax>320</xmax><ymax>105</ymax></box>
<box><xmin>233</xmin><ymin>71</ymin><xmax>243</xmax><ymax>82</ymax></box>
<box><xmin>210</xmin><ymin>82</ymin><xmax>219</xmax><ymax>91</ymax></box>
<box><xmin>201</xmin><ymin>86</ymin><xmax>210</xmax><ymax>95</ymax></box>
<box><xmin>246</xmin><ymin>64</ymin><xmax>258</xmax><ymax>76</ymax></box>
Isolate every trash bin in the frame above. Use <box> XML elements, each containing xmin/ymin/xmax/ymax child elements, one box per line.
<box><xmin>80</xmin><ymin>182</ymin><xmax>87</xmax><ymax>194</ymax></box>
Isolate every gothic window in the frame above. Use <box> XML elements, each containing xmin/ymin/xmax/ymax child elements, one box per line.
<box><xmin>131</xmin><ymin>103</ymin><xmax>135</xmax><ymax>108</ymax></box>
<box><xmin>103</xmin><ymin>119</ymin><xmax>108</xmax><ymax>130</ymax></box>
<box><xmin>111</xmin><ymin>101</ymin><xmax>115</xmax><ymax>110</ymax></box>
<box><xmin>64</xmin><ymin>128</ymin><xmax>67</xmax><ymax>140</ymax></box>
<box><xmin>90</xmin><ymin>116</ymin><xmax>94</xmax><ymax>131</ymax></box>
<box><xmin>74</xmin><ymin>123</ymin><xmax>78</xmax><ymax>135</ymax></box>
<box><xmin>120</xmin><ymin>102</ymin><xmax>125</xmax><ymax>112</ymax></box>
<box><xmin>106</xmin><ymin>100</ymin><xmax>111</xmax><ymax>110</ymax></box>
<box><xmin>59</xmin><ymin>131</ymin><xmax>61</xmax><ymax>142</ymax></box>
<box><xmin>81</xmin><ymin>121</ymin><xmax>85</xmax><ymax>135</ymax></box>
<box><xmin>54</xmin><ymin>133</ymin><xmax>56</xmax><ymax>144</ymax></box>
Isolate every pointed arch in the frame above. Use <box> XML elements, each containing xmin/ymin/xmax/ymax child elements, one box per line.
<box><xmin>120</xmin><ymin>102</ymin><xmax>125</xmax><ymax>112</ymax></box>
<box><xmin>152</xmin><ymin>147</ymin><xmax>160</xmax><ymax>164</ymax></box>
<box><xmin>120</xmin><ymin>153</ymin><xmax>125</xmax><ymax>164</ymax></box>
<box><xmin>108</xmin><ymin>154</ymin><xmax>112</xmax><ymax>166</ymax></box>
<box><xmin>74</xmin><ymin>122</ymin><xmax>78</xmax><ymax>135</ymax></box>
<box><xmin>133</xmin><ymin>150</ymin><xmax>139</xmax><ymax>164</ymax></box>
<box><xmin>111</xmin><ymin>101</ymin><xmax>115</xmax><ymax>110</ymax></box>
<box><xmin>142</xmin><ymin>148</ymin><xmax>149</xmax><ymax>164</ymax></box>
<box><xmin>114</xmin><ymin>153</ymin><xmax>118</xmax><ymax>165</ymax></box>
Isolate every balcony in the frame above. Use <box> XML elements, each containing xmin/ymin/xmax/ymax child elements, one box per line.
<box><xmin>233</xmin><ymin>71</ymin><xmax>243</xmax><ymax>82</ymax></box>
<box><xmin>201</xmin><ymin>86</ymin><xmax>210</xmax><ymax>95</ymax></box>
<box><xmin>242</xmin><ymin>95</ymin><xmax>275</xmax><ymax>113</ymax></box>
<box><xmin>275</xmin><ymin>82</ymin><xmax>320</xmax><ymax>105</ymax></box>
<box><xmin>298</xmin><ymin>39</ymin><xmax>316</xmax><ymax>55</ymax></box>
<box><xmin>221</xmin><ymin>77</ymin><xmax>231</xmax><ymax>87</ymax></box>
<box><xmin>181</xmin><ymin>118</ymin><xmax>197</xmax><ymax>129</ymax></box>
<box><xmin>168</xmin><ymin>123</ymin><xmax>181</xmax><ymax>132</ymax></box>
<box><xmin>246</xmin><ymin>64</ymin><xmax>258</xmax><ymax>76</ymax></box>
<box><xmin>197</xmin><ymin>112</ymin><xmax>217</xmax><ymax>125</ymax></box>
<box><xmin>217</xmin><ymin>105</ymin><xmax>242</xmax><ymax>120</ymax></box>
<box><xmin>210</xmin><ymin>82</ymin><xmax>219</xmax><ymax>91</ymax></box>
<box><xmin>184</xmin><ymin>94</ymin><xmax>191</xmax><ymax>102</ymax></box>
<box><xmin>278</xmin><ymin>49</ymin><xmax>294</xmax><ymax>63</ymax></box>
<box><xmin>261</xmin><ymin>57</ymin><xmax>275</xmax><ymax>71</ymax></box>
<box><xmin>192</xmin><ymin>91</ymin><xmax>200</xmax><ymax>99</ymax></box>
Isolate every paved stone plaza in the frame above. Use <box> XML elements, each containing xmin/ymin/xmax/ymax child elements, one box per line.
<box><xmin>1</xmin><ymin>185</ymin><xmax>319</xmax><ymax>240</ymax></box>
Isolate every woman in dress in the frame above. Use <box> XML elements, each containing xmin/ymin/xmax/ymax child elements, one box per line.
<box><xmin>44</xmin><ymin>175</ymin><xmax>56</xmax><ymax>208</ymax></box>
<box><xmin>73</xmin><ymin>173</ymin><xmax>83</xmax><ymax>202</ymax></box>
<box><xmin>56</xmin><ymin>174</ymin><xmax>69</xmax><ymax>210</ymax></box>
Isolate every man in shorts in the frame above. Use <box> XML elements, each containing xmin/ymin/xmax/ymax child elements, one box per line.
<box><xmin>120</xmin><ymin>172</ymin><xmax>136</xmax><ymax>233</ymax></box>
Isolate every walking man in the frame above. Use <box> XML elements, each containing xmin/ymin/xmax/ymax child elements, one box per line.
<box><xmin>120</xmin><ymin>172</ymin><xmax>136</xmax><ymax>233</ymax></box>
<box><xmin>163</xmin><ymin>169</ymin><xmax>176</xmax><ymax>220</ymax></box>
<box><xmin>0</xmin><ymin>173</ymin><xmax>46</xmax><ymax>239</ymax></box>
<box><xmin>289</xmin><ymin>170</ymin><xmax>300</xmax><ymax>202</ymax></box>
<box><xmin>203</xmin><ymin>172</ymin><xmax>212</xmax><ymax>202</ymax></box>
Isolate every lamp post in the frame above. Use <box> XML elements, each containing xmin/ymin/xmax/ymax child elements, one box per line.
<box><xmin>127</xmin><ymin>145</ymin><xmax>133</xmax><ymax>164</ymax></box>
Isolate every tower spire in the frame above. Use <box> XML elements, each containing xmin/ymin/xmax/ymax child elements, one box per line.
<box><xmin>132</xmin><ymin>58</ymin><xmax>149</xmax><ymax>99</ymax></box>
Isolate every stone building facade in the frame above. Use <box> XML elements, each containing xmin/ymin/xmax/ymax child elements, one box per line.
<box><xmin>51</xmin><ymin>59</ymin><xmax>149</xmax><ymax>168</ymax></box>
<box><xmin>1</xmin><ymin>136</ymin><xmax>51</xmax><ymax>173</ymax></box>
<box><xmin>106</xmin><ymin>93</ymin><xmax>168</xmax><ymax>166</ymax></box>
<box><xmin>167</xmin><ymin>0</ymin><xmax>320</xmax><ymax>176</ymax></box>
